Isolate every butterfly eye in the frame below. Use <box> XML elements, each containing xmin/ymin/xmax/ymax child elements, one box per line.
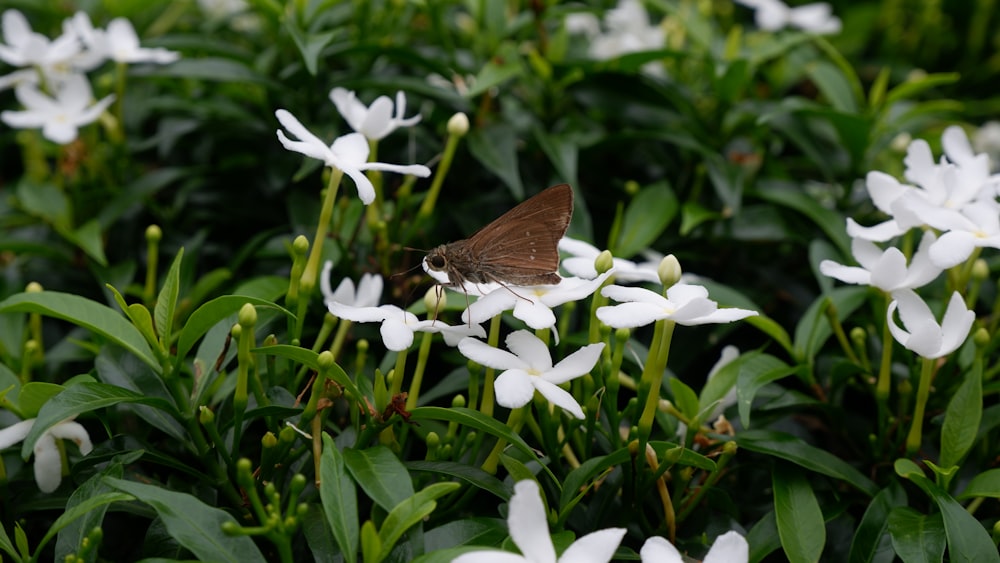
<box><xmin>429</xmin><ymin>255</ymin><xmax>446</xmax><ymax>269</ymax></box>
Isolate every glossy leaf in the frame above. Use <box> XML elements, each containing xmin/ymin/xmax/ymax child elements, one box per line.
<box><xmin>940</xmin><ymin>360</ymin><xmax>982</xmax><ymax>470</ymax></box>
<box><xmin>848</xmin><ymin>481</ymin><xmax>907</xmax><ymax>563</ymax></box>
<box><xmin>773</xmin><ymin>464</ymin><xmax>825</xmax><ymax>563</ymax></box>
<box><xmin>321</xmin><ymin>434</ymin><xmax>358</xmax><ymax>563</ymax></box>
<box><xmin>37</xmin><ymin>492</ymin><xmax>134</xmax><ymax>555</ymax></box>
<box><xmin>614</xmin><ymin>182</ymin><xmax>678</xmax><ymax>258</ymax></box>
<box><xmin>467</xmin><ymin>124</ymin><xmax>523</xmax><ymax>199</ymax></box>
<box><xmin>958</xmin><ymin>468</ymin><xmax>1000</xmax><ymax>500</ymax></box>
<box><xmin>104</xmin><ymin>478</ymin><xmax>266</xmax><ymax>563</ymax></box>
<box><xmin>887</xmin><ymin>507</ymin><xmax>945</xmax><ymax>563</ymax></box>
<box><xmin>735</xmin><ymin>352</ymin><xmax>796</xmax><ymax>428</ymax></box>
<box><xmin>408</xmin><ymin>407</ymin><xmax>537</xmax><ymax>462</ymax></box>
<box><xmin>154</xmin><ymin>248</ymin><xmax>184</xmax><ymax>346</ymax></box>
<box><xmin>343</xmin><ymin>445</ymin><xmax>414</xmax><ymax>512</ymax></box>
<box><xmin>378</xmin><ymin>482</ymin><xmax>461</xmax><ymax>559</ymax></box>
<box><xmin>406</xmin><ymin>460</ymin><xmax>510</xmax><ymax>501</ymax></box>
<box><xmin>175</xmin><ymin>296</ymin><xmax>295</xmax><ymax>361</ymax></box>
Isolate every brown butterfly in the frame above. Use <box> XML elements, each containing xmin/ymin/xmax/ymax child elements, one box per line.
<box><xmin>424</xmin><ymin>184</ymin><xmax>573</xmax><ymax>290</ymax></box>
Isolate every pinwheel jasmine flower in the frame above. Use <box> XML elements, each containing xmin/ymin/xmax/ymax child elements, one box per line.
<box><xmin>819</xmin><ymin>231</ymin><xmax>941</xmax><ymax>291</ymax></box>
<box><xmin>320</xmin><ymin>262</ymin><xmax>383</xmax><ymax>308</ymax></box>
<box><xmin>328</xmin><ymin>302</ymin><xmax>483</xmax><ymax>351</ymax></box>
<box><xmin>567</xmin><ymin>0</ymin><xmax>665</xmax><ymax>75</ymax></box>
<box><xmin>887</xmin><ymin>290</ymin><xmax>975</xmax><ymax>359</ymax></box>
<box><xmin>891</xmin><ymin>194</ymin><xmax>1000</xmax><ymax>268</ymax></box>
<box><xmin>462</xmin><ymin>272</ymin><xmax>614</xmax><ymax>331</ymax></box>
<box><xmin>274</xmin><ymin>109</ymin><xmax>431</xmax><ymax>205</ymax></box>
<box><xmin>597</xmin><ymin>284</ymin><xmax>757</xmax><ymax>329</ymax></box>
<box><xmin>330</xmin><ymin>87</ymin><xmax>421</xmax><ymax>141</ymax></box>
<box><xmin>558</xmin><ymin>237</ymin><xmax>660</xmax><ymax>283</ymax></box>
<box><xmin>1</xmin><ymin>74</ymin><xmax>114</xmax><ymax>144</ymax></box>
<box><xmin>640</xmin><ymin>531</ymin><xmax>749</xmax><ymax>563</ymax></box>
<box><xmin>452</xmin><ymin>480</ymin><xmax>626</xmax><ymax>563</ymax></box>
<box><xmin>458</xmin><ymin>330</ymin><xmax>604</xmax><ymax>419</ymax></box>
<box><xmin>733</xmin><ymin>0</ymin><xmax>842</xmax><ymax>34</ymax></box>
<box><xmin>0</xmin><ymin>9</ymin><xmax>81</xmax><ymax>75</ymax></box>
<box><xmin>71</xmin><ymin>13</ymin><xmax>179</xmax><ymax>65</ymax></box>
<box><xmin>0</xmin><ymin>417</ymin><xmax>93</xmax><ymax>493</ymax></box>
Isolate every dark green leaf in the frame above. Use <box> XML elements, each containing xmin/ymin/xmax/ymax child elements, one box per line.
<box><xmin>805</xmin><ymin>60</ymin><xmax>858</xmax><ymax>113</ymax></box>
<box><xmin>848</xmin><ymin>481</ymin><xmax>907</xmax><ymax>563</ymax></box>
<box><xmin>175</xmin><ymin>296</ymin><xmax>294</xmax><ymax>361</ymax></box>
<box><xmin>16</xmin><ymin>382</ymin><xmax>64</xmax><ymax>418</ymax></box>
<box><xmin>738</xmin><ymin>430</ymin><xmax>879</xmax><ymax>496</ymax></box>
<box><xmin>467</xmin><ymin>124</ymin><xmax>523</xmax><ymax>199</ymax></box>
<box><xmin>378</xmin><ymin>483</ymin><xmax>460</xmax><ymax>558</ymax></box>
<box><xmin>614</xmin><ymin>182</ymin><xmax>678</xmax><ymax>258</ymax></box>
<box><xmin>0</xmin><ymin>291</ymin><xmax>159</xmax><ymax>372</ymax></box>
<box><xmin>773</xmin><ymin>464</ymin><xmax>826</xmax><ymax>563</ymax></box>
<box><xmin>409</xmin><ymin>407</ymin><xmax>537</xmax><ymax>463</ymax></box>
<box><xmin>67</xmin><ymin>219</ymin><xmax>107</xmax><ymax>266</ymax></box>
<box><xmin>0</xmin><ymin>521</ymin><xmax>20</xmax><ymax>563</ymax></box>
<box><xmin>38</xmin><ymin>492</ymin><xmax>135</xmax><ymax>555</ymax></box>
<box><xmin>104</xmin><ymin>478</ymin><xmax>266</xmax><ymax>563</ymax></box>
<box><xmin>792</xmin><ymin>287</ymin><xmax>869</xmax><ymax>362</ymax></box>
<box><xmin>958</xmin><ymin>468</ymin><xmax>1000</xmax><ymax>500</ymax></box>
<box><xmin>735</xmin><ymin>352</ymin><xmax>796</xmax><ymax>428</ymax></box>
<box><xmin>320</xmin><ymin>434</ymin><xmax>358</xmax><ymax>562</ymax></box>
<box><xmin>343</xmin><ymin>445</ymin><xmax>413</xmax><ymax>512</ymax></box>
<box><xmin>406</xmin><ymin>460</ymin><xmax>509</xmax><ymax>500</ymax></box>
<box><xmin>55</xmin><ymin>458</ymin><xmax>127</xmax><ymax>560</ymax></box>
<box><xmin>155</xmin><ymin>248</ymin><xmax>184</xmax><ymax>346</ymax></box>
<box><xmin>940</xmin><ymin>361</ymin><xmax>982</xmax><ymax>469</ymax></box>
<box><xmin>16</xmin><ymin>179</ymin><xmax>70</xmax><ymax>228</ymax></box>
<box><xmin>887</xmin><ymin>507</ymin><xmax>945</xmax><ymax>563</ymax></box>
<box><xmin>423</xmin><ymin>518</ymin><xmax>509</xmax><ymax>553</ymax></box>
<box><xmin>285</xmin><ymin>18</ymin><xmax>338</xmax><ymax>76</ymax></box>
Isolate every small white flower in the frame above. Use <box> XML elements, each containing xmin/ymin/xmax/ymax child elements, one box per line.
<box><xmin>819</xmin><ymin>231</ymin><xmax>941</xmax><ymax>291</ymax></box>
<box><xmin>328</xmin><ymin>302</ymin><xmax>483</xmax><ymax>351</ymax></box>
<box><xmin>567</xmin><ymin>0</ymin><xmax>665</xmax><ymax>75</ymax></box>
<box><xmin>72</xmin><ymin>14</ymin><xmax>179</xmax><ymax>65</ymax></box>
<box><xmin>452</xmin><ymin>480</ymin><xmax>626</xmax><ymax>563</ymax></box>
<box><xmin>0</xmin><ymin>9</ymin><xmax>81</xmax><ymax>72</ymax></box>
<box><xmin>462</xmin><ymin>272</ymin><xmax>613</xmax><ymax>331</ymax></box>
<box><xmin>558</xmin><ymin>237</ymin><xmax>660</xmax><ymax>284</ymax></box>
<box><xmin>274</xmin><ymin>109</ymin><xmax>431</xmax><ymax>205</ymax></box>
<box><xmin>329</xmin><ymin>88</ymin><xmax>421</xmax><ymax>141</ymax></box>
<box><xmin>640</xmin><ymin>531</ymin><xmax>749</xmax><ymax>563</ymax></box>
<box><xmin>734</xmin><ymin>0</ymin><xmax>842</xmax><ymax>34</ymax></box>
<box><xmin>320</xmin><ymin>262</ymin><xmax>383</xmax><ymax>308</ymax></box>
<box><xmin>458</xmin><ymin>330</ymin><xmax>604</xmax><ymax>419</ymax></box>
<box><xmin>0</xmin><ymin>417</ymin><xmax>93</xmax><ymax>493</ymax></box>
<box><xmin>597</xmin><ymin>283</ymin><xmax>757</xmax><ymax>328</ymax></box>
<box><xmin>1</xmin><ymin>74</ymin><xmax>115</xmax><ymax>144</ymax></box>
<box><xmin>887</xmin><ymin>289</ymin><xmax>975</xmax><ymax>359</ymax></box>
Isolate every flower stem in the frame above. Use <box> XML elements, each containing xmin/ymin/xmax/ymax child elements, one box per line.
<box><xmin>406</xmin><ymin>331</ymin><xmax>434</xmax><ymax>410</ymax></box>
<box><xmin>479</xmin><ymin>315</ymin><xmax>502</xmax><ymax>418</ymax></box>
<box><xmin>876</xmin><ymin>292</ymin><xmax>894</xmax><ymax>442</ymax></box>
<box><xmin>297</xmin><ymin>169</ymin><xmax>344</xmax><ymax>339</ymax></box>
<box><xmin>418</xmin><ymin>131</ymin><xmax>460</xmax><ymax>218</ymax></box>
<box><xmin>905</xmin><ymin>357</ymin><xmax>935</xmax><ymax>456</ymax></box>
<box><xmin>481</xmin><ymin>406</ymin><xmax>527</xmax><ymax>474</ymax></box>
<box><xmin>637</xmin><ymin>320</ymin><xmax>675</xmax><ymax>447</ymax></box>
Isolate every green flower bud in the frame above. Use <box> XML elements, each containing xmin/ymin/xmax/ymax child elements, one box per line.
<box><xmin>238</xmin><ymin>303</ymin><xmax>257</xmax><ymax>328</ymax></box>
<box><xmin>972</xmin><ymin>258</ymin><xmax>989</xmax><ymax>281</ymax></box>
<box><xmin>447</xmin><ymin>112</ymin><xmax>469</xmax><ymax>137</ymax></box>
<box><xmin>595</xmin><ymin>250</ymin><xmax>614</xmax><ymax>275</ymax></box>
<box><xmin>261</xmin><ymin>431</ymin><xmax>278</xmax><ymax>449</ymax></box>
<box><xmin>26</xmin><ymin>281</ymin><xmax>43</xmax><ymax>293</ymax></box>
<box><xmin>658</xmin><ymin>254</ymin><xmax>682</xmax><ymax>287</ymax></box>
<box><xmin>145</xmin><ymin>224</ymin><xmax>162</xmax><ymax>243</ymax></box>
<box><xmin>974</xmin><ymin>327</ymin><xmax>990</xmax><ymax>348</ymax></box>
<box><xmin>425</xmin><ymin>286</ymin><xmax>446</xmax><ymax>313</ymax></box>
<box><xmin>292</xmin><ymin>235</ymin><xmax>309</xmax><ymax>256</ymax></box>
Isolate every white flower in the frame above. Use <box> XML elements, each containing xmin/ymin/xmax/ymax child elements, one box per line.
<box><xmin>1</xmin><ymin>74</ymin><xmax>115</xmax><ymax>144</ymax></box>
<box><xmin>462</xmin><ymin>273</ymin><xmax>613</xmax><ymax>331</ymax></box>
<box><xmin>274</xmin><ymin>109</ymin><xmax>431</xmax><ymax>205</ymax></box>
<box><xmin>320</xmin><ymin>262</ymin><xmax>383</xmax><ymax>308</ymax></box>
<box><xmin>0</xmin><ymin>9</ymin><xmax>81</xmax><ymax>72</ymax></box>
<box><xmin>327</xmin><ymin>302</ymin><xmax>483</xmax><ymax>351</ymax></box>
<box><xmin>819</xmin><ymin>231</ymin><xmax>941</xmax><ymax>291</ymax></box>
<box><xmin>597</xmin><ymin>284</ymin><xmax>757</xmax><ymax>328</ymax></box>
<box><xmin>640</xmin><ymin>531</ymin><xmax>749</xmax><ymax>563</ymax></box>
<box><xmin>891</xmin><ymin>195</ymin><xmax>1000</xmax><ymax>268</ymax></box>
<box><xmin>329</xmin><ymin>88</ymin><xmax>421</xmax><ymax>141</ymax></box>
<box><xmin>733</xmin><ymin>0</ymin><xmax>842</xmax><ymax>34</ymax></box>
<box><xmin>458</xmin><ymin>330</ymin><xmax>604</xmax><ymax>419</ymax></box>
<box><xmin>0</xmin><ymin>417</ymin><xmax>93</xmax><ymax>493</ymax></box>
<box><xmin>452</xmin><ymin>480</ymin><xmax>626</xmax><ymax>563</ymax></box>
<box><xmin>887</xmin><ymin>290</ymin><xmax>975</xmax><ymax>359</ymax></box>
<box><xmin>72</xmin><ymin>14</ymin><xmax>179</xmax><ymax>65</ymax></box>
<box><xmin>567</xmin><ymin>0</ymin><xmax>665</xmax><ymax>75</ymax></box>
<box><xmin>558</xmin><ymin>237</ymin><xmax>660</xmax><ymax>284</ymax></box>
<box><xmin>564</xmin><ymin>13</ymin><xmax>601</xmax><ymax>37</ymax></box>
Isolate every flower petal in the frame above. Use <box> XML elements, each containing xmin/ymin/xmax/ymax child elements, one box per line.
<box><xmin>464</xmin><ymin>288</ymin><xmax>518</xmax><ymax>324</ymax></box>
<box><xmin>359</xmin><ymin>95</ymin><xmax>394</xmax><ymax>140</ymax></box>
<box><xmin>0</xmin><ymin>419</ymin><xmax>34</xmax><ymax>449</ymax></box>
<box><xmin>494</xmin><ymin>369</ymin><xmax>535</xmax><ymax>409</ymax></box>
<box><xmin>327</xmin><ymin>302</ymin><xmax>389</xmax><ymax>323</ymax></box>
<box><xmin>533</xmin><ymin>378</ymin><xmax>585</xmax><ymax>419</ymax></box>
<box><xmin>937</xmin><ymin>291</ymin><xmax>975</xmax><ymax>357</ymax></box>
<box><xmin>596</xmin><ymin>302</ymin><xmax>665</xmax><ymax>328</ymax></box>
<box><xmin>704</xmin><ymin>531</ymin><xmax>749</xmax><ymax>563</ymax></box>
<box><xmin>507</xmin><ymin>481</ymin><xmax>556</xmax><ymax>563</ymax></box>
<box><xmin>451</xmin><ymin>551</ymin><xmax>528</xmax><ymax>563</ymax></box>
<box><xmin>818</xmin><ymin>261</ymin><xmax>871</xmax><ymax>285</ymax></box>
<box><xmin>557</xmin><ymin>527</ymin><xmax>626</xmax><ymax>562</ymax></box>
<box><xmin>511</xmin><ymin>298</ymin><xmax>556</xmax><ymax>330</ymax></box>
<box><xmin>458</xmin><ymin>337</ymin><xmax>526</xmax><ymax>370</ymax></box>
<box><xmin>639</xmin><ymin>537</ymin><xmax>683</xmax><ymax>563</ymax></box>
<box><xmin>505</xmin><ymin>331</ymin><xmax>552</xmax><ymax>371</ymax></box>
<box><xmin>48</xmin><ymin>420</ymin><xmax>93</xmax><ymax>454</ymax></box>
<box><xmin>33</xmin><ymin>432</ymin><xmax>62</xmax><ymax>493</ymax></box>
<box><xmin>380</xmin><ymin>317</ymin><xmax>414</xmax><ymax>351</ymax></box>
<box><xmin>545</xmin><ymin>343</ymin><xmax>604</xmax><ymax>384</ymax></box>
<box><xmin>929</xmin><ymin>231</ymin><xmax>977</xmax><ymax>269</ymax></box>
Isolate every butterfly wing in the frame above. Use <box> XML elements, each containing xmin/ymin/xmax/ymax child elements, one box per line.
<box><xmin>464</xmin><ymin>184</ymin><xmax>573</xmax><ymax>277</ymax></box>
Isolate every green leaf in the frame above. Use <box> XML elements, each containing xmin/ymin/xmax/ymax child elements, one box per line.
<box><xmin>805</xmin><ymin>60</ymin><xmax>858</xmax><ymax>113</ymax></box>
<box><xmin>302</xmin><ymin>504</ymin><xmax>340</xmax><ymax>563</ymax></box>
<box><xmin>958</xmin><ymin>468</ymin><xmax>1000</xmax><ymax>500</ymax></box>
<box><xmin>321</xmin><ymin>434</ymin><xmax>358</xmax><ymax>562</ymax></box>
<box><xmin>37</xmin><ymin>492</ymin><xmax>135</xmax><ymax>555</ymax></box>
<box><xmin>0</xmin><ymin>522</ymin><xmax>21</xmax><ymax>563</ymax></box>
<box><xmin>887</xmin><ymin>508</ymin><xmax>945</xmax><ymax>563</ymax></box>
<box><xmin>16</xmin><ymin>179</ymin><xmax>70</xmax><ymax>228</ymax></box>
<box><xmin>104</xmin><ymin>478</ymin><xmax>266</xmax><ymax>563</ymax></box>
<box><xmin>22</xmin><ymin>382</ymin><xmax>178</xmax><ymax>459</ymax></box>
<box><xmin>0</xmin><ymin>291</ymin><xmax>160</xmax><ymax>372</ymax></box>
<box><xmin>744</xmin><ymin>315</ymin><xmax>794</xmax><ymax>356</ymax></box>
<box><xmin>17</xmin><ymin>382</ymin><xmax>64</xmax><ymax>418</ymax></box>
<box><xmin>884</xmin><ymin>72</ymin><xmax>960</xmax><ymax>106</ymax></box>
<box><xmin>753</xmin><ymin>181</ymin><xmax>852</xmax><ymax>260</ymax></box>
<box><xmin>738</xmin><ymin>430</ymin><xmax>879</xmax><ymax>496</ymax></box>
<box><xmin>940</xmin><ymin>361</ymin><xmax>982</xmax><ymax>469</ymax></box>
<box><xmin>105</xmin><ymin>284</ymin><xmax>158</xmax><ymax>353</ymax></box>
<box><xmin>467</xmin><ymin>124</ymin><xmax>523</xmax><ymax>199</ymax></box>
<box><xmin>532</xmin><ymin>128</ymin><xmax>579</xmax><ymax>191</ymax></box>
<box><xmin>67</xmin><ymin>219</ymin><xmax>107</xmax><ymax>266</ymax></box>
<box><xmin>343</xmin><ymin>445</ymin><xmax>414</xmax><ymax>512</ymax></box>
<box><xmin>792</xmin><ymin>287</ymin><xmax>869</xmax><ymax>362</ymax></box>
<box><xmin>175</xmin><ymin>295</ymin><xmax>295</xmax><ymax>361</ymax></box>
<box><xmin>467</xmin><ymin>58</ymin><xmax>523</xmax><ymax>98</ymax></box>
<box><xmin>669</xmin><ymin>377</ymin><xmax>700</xmax><ymax>422</ymax></box>
<box><xmin>378</xmin><ymin>483</ymin><xmax>460</xmax><ymax>559</ymax></box>
<box><xmin>679</xmin><ymin>201</ymin><xmax>722</xmax><ymax>235</ymax></box>
<box><xmin>848</xmin><ymin>481</ymin><xmax>907</xmax><ymax>563</ymax></box>
<box><xmin>55</xmin><ymin>457</ymin><xmax>129</xmax><ymax>560</ymax></box>
<box><xmin>423</xmin><ymin>518</ymin><xmax>509</xmax><ymax>553</ymax></box>
<box><xmin>559</xmin><ymin>448</ymin><xmax>631</xmax><ymax>512</ymax></box>
<box><xmin>894</xmin><ymin>459</ymin><xmax>1000</xmax><ymax>563</ymax></box>
<box><xmin>409</xmin><ymin>407</ymin><xmax>537</xmax><ymax>462</ymax></box>
<box><xmin>137</xmin><ymin>57</ymin><xmax>277</xmax><ymax>86</ymax></box>
<box><xmin>253</xmin><ymin>344</ymin><xmax>363</xmax><ymax>400</ymax></box>
<box><xmin>284</xmin><ymin>18</ymin><xmax>338</xmax><ymax>76</ymax></box>
<box><xmin>155</xmin><ymin>248</ymin><xmax>184</xmax><ymax>347</ymax></box>
<box><xmin>614</xmin><ymin>182</ymin><xmax>678</xmax><ymax>258</ymax></box>
<box><xmin>360</xmin><ymin>520</ymin><xmax>381</xmax><ymax>563</ymax></box>
<box><xmin>735</xmin><ymin>352</ymin><xmax>796</xmax><ymax>428</ymax></box>
<box><xmin>95</xmin><ymin>349</ymin><xmax>185</xmax><ymax>441</ymax></box>
<box><xmin>773</xmin><ymin>464</ymin><xmax>825</xmax><ymax>563</ymax></box>
<box><xmin>406</xmin><ymin>460</ymin><xmax>509</xmax><ymax>501</ymax></box>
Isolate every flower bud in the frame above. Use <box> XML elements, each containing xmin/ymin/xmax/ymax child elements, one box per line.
<box><xmin>972</xmin><ymin>258</ymin><xmax>989</xmax><ymax>281</ymax></box>
<box><xmin>145</xmin><ymin>224</ymin><xmax>162</xmax><ymax>243</ymax></box>
<box><xmin>199</xmin><ymin>406</ymin><xmax>215</xmax><ymax>425</ymax></box>
<box><xmin>448</xmin><ymin>112</ymin><xmax>469</xmax><ymax>137</ymax></box>
<box><xmin>424</xmin><ymin>286</ymin><xmax>446</xmax><ymax>313</ymax></box>
<box><xmin>595</xmin><ymin>250</ymin><xmax>614</xmax><ymax>275</ymax></box>
<box><xmin>974</xmin><ymin>327</ymin><xmax>990</xmax><ymax>348</ymax></box>
<box><xmin>238</xmin><ymin>304</ymin><xmax>257</xmax><ymax>328</ymax></box>
<box><xmin>292</xmin><ymin>235</ymin><xmax>309</xmax><ymax>256</ymax></box>
<box><xmin>26</xmin><ymin>281</ymin><xmax>43</xmax><ymax>293</ymax></box>
<box><xmin>451</xmin><ymin>394</ymin><xmax>466</xmax><ymax>408</ymax></box>
<box><xmin>261</xmin><ymin>431</ymin><xmax>278</xmax><ymax>449</ymax></box>
<box><xmin>657</xmin><ymin>254</ymin><xmax>682</xmax><ymax>287</ymax></box>
<box><xmin>318</xmin><ymin>350</ymin><xmax>335</xmax><ymax>370</ymax></box>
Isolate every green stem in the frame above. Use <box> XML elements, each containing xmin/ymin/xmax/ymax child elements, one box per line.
<box><xmin>297</xmin><ymin>169</ymin><xmax>344</xmax><ymax>339</ymax></box>
<box><xmin>638</xmin><ymin>320</ymin><xmax>675</xmax><ymax>447</ymax></box>
<box><xmin>481</xmin><ymin>406</ymin><xmax>527</xmax><ymax>474</ymax></box>
<box><xmin>876</xmin><ymin>292</ymin><xmax>894</xmax><ymax>440</ymax></box>
<box><xmin>905</xmin><ymin>357</ymin><xmax>936</xmax><ymax>456</ymax></box>
<box><xmin>406</xmin><ymin>331</ymin><xmax>434</xmax><ymax>410</ymax></box>
<box><xmin>479</xmin><ymin>315</ymin><xmax>502</xmax><ymax>417</ymax></box>
<box><xmin>418</xmin><ymin>132</ymin><xmax>460</xmax><ymax>218</ymax></box>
